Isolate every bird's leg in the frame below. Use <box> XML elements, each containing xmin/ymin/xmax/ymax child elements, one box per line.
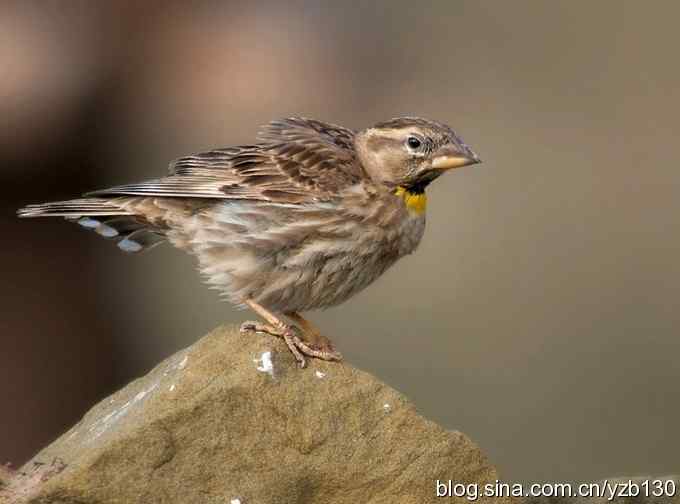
<box><xmin>240</xmin><ymin>299</ymin><xmax>341</xmax><ymax>368</ymax></box>
<box><xmin>240</xmin><ymin>299</ymin><xmax>305</xmax><ymax>366</ymax></box>
<box><xmin>285</xmin><ymin>312</ymin><xmax>343</xmax><ymax>362</ymax></box>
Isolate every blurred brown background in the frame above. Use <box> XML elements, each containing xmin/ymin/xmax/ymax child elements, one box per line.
<box><xmin>1</xmin><ymin>0</ymin><xmax>678</xmax><ymax>483</ymax></box>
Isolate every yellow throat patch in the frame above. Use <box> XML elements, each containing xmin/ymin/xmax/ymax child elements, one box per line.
<box><xmin>395</xmin><ymin>186</ymin><xmax>427</xmax><ymax>214</ymax></box>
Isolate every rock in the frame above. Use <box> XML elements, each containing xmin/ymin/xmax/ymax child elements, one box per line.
<box><xmin>0</xmin><ymin>466</ymin><xmax>12</xmax><ymax>492</ymax></box>
<box><xmin>5</xmin><ymin>325</ymin><xmax>508</xmax><ymax>504</ymax></box>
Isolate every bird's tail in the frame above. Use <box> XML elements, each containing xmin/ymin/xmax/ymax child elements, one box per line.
<box><xmin>17</xmin><ymin>198</ymin><xmax>165</xmax><ymax>253</ymax></box>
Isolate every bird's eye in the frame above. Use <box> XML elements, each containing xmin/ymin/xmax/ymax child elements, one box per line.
<box><xmin>406</xmin><ymin>136</ymin><xmax>422</xmax><ymax>150</ymax></box>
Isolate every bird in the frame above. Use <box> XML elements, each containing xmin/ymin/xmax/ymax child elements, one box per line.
<box><xmin>18</xmin><ymin>117</ymin><xmax>480</xmax><ymax>367</ymax></box>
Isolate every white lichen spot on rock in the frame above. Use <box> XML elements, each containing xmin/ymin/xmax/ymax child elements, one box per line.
<box><xmin>134</xmin><ymin>388</ymin><xmax>151</xmax><ymax>402</ymax></box>
<box><xmin>253</xmin><ymin>351</ymin><xmax>274</xmax><ymax>377</ymax></box>
<box><xmin>169</xmin><ymin>383</ymin><xmax>176</xmax><ymax>392</ymax></box>
<box><xmin>315</xmin><ymin>370</ymin><xmax>326</xmax><ymax>379</ymax></box>
<box><xmin>178</xmin><ymin>355</ymin><xmax>189</xmax><ymax>370</ymax></box>
<box><xmin>88</xmin><ymin>382</ymin><xmax>159</xmax><ymax>440</ymax></box>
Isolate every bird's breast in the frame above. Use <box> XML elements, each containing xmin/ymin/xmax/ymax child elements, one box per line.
<box><xmin>182</xmin><ymin>195</ymin><xmax>426</xmax><ymax>311</ymax></box>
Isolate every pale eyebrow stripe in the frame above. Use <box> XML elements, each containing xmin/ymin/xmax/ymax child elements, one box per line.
<box><xmin>364</xmin><ymin>127</ymin><xmax>416</xmax><ymax>141</ymax></box>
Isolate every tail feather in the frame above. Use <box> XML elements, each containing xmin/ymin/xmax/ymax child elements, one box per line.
<box><xmin>117</xmin><ymin>229</ymin><xmax>166</xmax><ymax>253</ymax></box>
<box><xmin>17</xmin><ymin>198</ymin><xmax>165</xmax><ymax>254</ymax></box>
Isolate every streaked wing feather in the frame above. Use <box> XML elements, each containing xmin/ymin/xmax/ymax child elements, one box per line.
<box><xmin>86</xmin><ymin>176</ymin><xmax>231</xmax><ymax>198</ymax></box>
<box><xmin>17</xmin><ymin>198</ymin><xmax>134</xmax><ymax>218</ymax></box>
<box><xmin>257</xmin><ymin>117</ymin><xmax>356</xmax><ymax>151</ymax></box>
<box><xmin>88</xmin><ymin>118</ymin><xmax>363</xmax><ymax>204</ymax></box>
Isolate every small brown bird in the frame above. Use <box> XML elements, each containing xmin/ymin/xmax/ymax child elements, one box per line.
<box><xmin>18</xmin><ymin>117</ymin><xmax>480</xmax><ymax>367</ymax></box>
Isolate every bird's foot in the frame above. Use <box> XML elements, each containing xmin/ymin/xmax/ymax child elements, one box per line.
<box><xmin>240</xmin><ymin>321</ymin><xmax>343</xmax><ymax>368</ymax></box>
<box><xmin>284</xmin><ymin>311</ymin><xmax>344</xmax><ymax>363</ymax></box>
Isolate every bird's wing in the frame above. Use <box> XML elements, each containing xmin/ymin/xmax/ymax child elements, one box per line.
<box><xmin>87</xmin><ymin>118</ymin><xmax>364</xmax><ymax>204</ymax></box>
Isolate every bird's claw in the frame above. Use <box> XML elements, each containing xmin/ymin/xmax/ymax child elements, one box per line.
<box><xmin>240</xmin><ymin>321</ymin><xmax>342</xmax><ymax>368</ymax></box>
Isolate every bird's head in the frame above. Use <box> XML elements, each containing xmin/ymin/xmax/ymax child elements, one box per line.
<box><xmin>355</xmin><ymin>117</ymin><xmax>481</xmax><ymax>194</ymax></box>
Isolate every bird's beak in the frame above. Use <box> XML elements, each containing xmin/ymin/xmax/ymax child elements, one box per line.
<box><xmin>431</xmin><ymin>146</ymin><xmax>481</xmax><ymax>171</ymax></box>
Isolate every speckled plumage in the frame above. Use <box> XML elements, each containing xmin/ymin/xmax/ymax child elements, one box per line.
<box><xmin>18</xmin><ymin>117</ymin><xmax>480</xmax><ymax>366</ymax></box>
